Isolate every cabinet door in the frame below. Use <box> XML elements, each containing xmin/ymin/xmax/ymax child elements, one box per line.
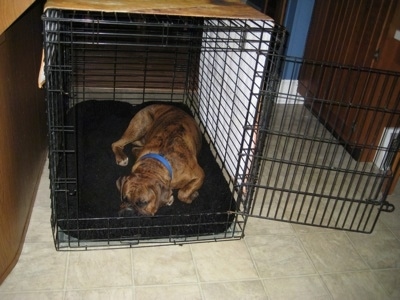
<box><xmin>299</xmin><ymin>0</ymin><xmax>398</xmax><ymax>162</ymax></box>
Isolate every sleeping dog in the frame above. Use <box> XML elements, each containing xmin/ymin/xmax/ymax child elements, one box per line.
<box><xmin>112</xmin><ymin>104</ymin><xmax>205</xmax><ymax>216</ymax></box>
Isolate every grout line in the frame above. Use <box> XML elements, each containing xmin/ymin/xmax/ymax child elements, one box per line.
<box><xmin>130</xmin><ymin>248</ymin><xmax>136</xmax><ymax>289</ymax></box>
<box><xmin>294</xmin><ymin>229</ymin><xmax>335</xmax><ymax>299</ymax></box>
<box><xmin>188</xmin><ymin>244</ymin><xmax>206</xmax><ymax>299</ymax></box>
<box><xmin>62</xmin><ymin>251</ymin><xmax>70</xmax><ymax>297</ymax></box>
<box><xmin>243</xmin><ymin>237</ymin><xmax>271</xmax><ymax>298</ymax></box>
<box><xmin>344</xmin><ymin>229</ymin><xmax>395</xmax><ymax>299</ymax></box>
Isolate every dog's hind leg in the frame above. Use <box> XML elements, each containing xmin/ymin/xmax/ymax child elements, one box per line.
<box><xmin>177</xmin><ymin>164</ymin><xmax>205</xmax><ymax>204</ymax></box>
<box><xmin>111</xmin><ymin>107</ymin><xmax>155</xmax><ymax>166</ymax></box>
<box><xmin>112</xmin><ymin>141</ymin><xmax>133</xmax><ymax>166</ymax></box>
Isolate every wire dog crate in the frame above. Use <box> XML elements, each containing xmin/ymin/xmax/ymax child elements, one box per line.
<box><xmin>43</xmin><ymin>8</ymin><xmax>399</xmax><ymax>250</ymax></box>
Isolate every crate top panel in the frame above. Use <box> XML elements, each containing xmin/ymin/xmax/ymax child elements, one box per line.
<box><xmin>44</xmin><ymin>0</ymin><xmax>272</xmax><ymax>20</ymax></box>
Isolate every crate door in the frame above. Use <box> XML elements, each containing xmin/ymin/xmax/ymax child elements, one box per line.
<box><xmin>241</xmin><ymin>57</ymin><xmax>399</xmax><ymax>233</ymax></box>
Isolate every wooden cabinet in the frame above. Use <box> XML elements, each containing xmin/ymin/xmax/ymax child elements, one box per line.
<box><xmin>0</xmin><ymin>1</ymin><xmax>47</xmax><ymax>284</ymax></box>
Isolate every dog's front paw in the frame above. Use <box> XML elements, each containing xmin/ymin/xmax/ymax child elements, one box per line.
<box><xmin>166</xmin><ymin>195</ymin><xmax>174</xmax><ymax>206</ymax></box>
<box><xmin>117</xmin><ymin>157</ymin><xmax>129</xmax><ymax>166</ymax></box>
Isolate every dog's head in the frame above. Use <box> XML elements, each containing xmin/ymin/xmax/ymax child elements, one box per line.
<box><xmin>116</xmin><ymin>174</ymin><xmax>173</xmax><ymax>216</ymax></box>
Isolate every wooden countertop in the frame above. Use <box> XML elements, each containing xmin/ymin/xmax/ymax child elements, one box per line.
<box><xmin>0</xmin><ymin>0</ymin><xmax>36</xmax><ymax>35</ymax></box>
<box><xmin>44</xmin><ymin>0</ymin><xmax>271</xmax><ymax>20</ymax></box>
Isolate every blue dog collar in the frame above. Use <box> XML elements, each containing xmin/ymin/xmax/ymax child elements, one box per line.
<box><xmin>140</xmin><ymin>153</ymin><xmax>173</xmax><ymax>178</ymax></box>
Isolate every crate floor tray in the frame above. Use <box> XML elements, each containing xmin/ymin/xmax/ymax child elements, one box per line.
<box><xmin>54</xmin><ymin>100</ymin><xmax>236</xmax><ymax>241</ymax></box>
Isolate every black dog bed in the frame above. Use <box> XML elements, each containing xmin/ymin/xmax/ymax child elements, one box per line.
<box><xmin>54</xmin><ymin>100</ymin><xmax>236</xmax><ymax>241</ymax></box>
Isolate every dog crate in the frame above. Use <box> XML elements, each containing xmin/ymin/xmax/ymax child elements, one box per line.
<box><xmin>42</xmin><ymin>4</ymin><xmax>399</xmax><ymax>250</ymax></box>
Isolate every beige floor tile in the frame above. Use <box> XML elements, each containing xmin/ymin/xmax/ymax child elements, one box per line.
<box><xmin>33</xmin><ymin>191</ymin><xmax>51</xmax><ymax>208</ymax></box>
<box><xmin>347</xmin><ymin>227</ymin><xmax>400</xmax><ymax>269</ymax></box>
<box><xmin>24</xmin><ymin>205</ymin><xmax>53</xmax><ymax>243</ymax></box>
<box><xmin>65</xmin><ymin>287</ymin><xmax>134</xmax><ymax>300</ymax></box>
<box><xmin>201</xmin><ymin>280</ymin><xmax>267</xmax><ymax>300</ymax></box>
<box><xmin>322</xmin><ymin>271</ymin><xmax>388</xmax><ymax>300</ymax></box>
<box><xmin>132</xmin><ymin>245</ymin><xmax>197</xmax><ymax>286</ymax></box>
<box><xmin>191</xmin><ymin>240</ymin><xmax>258</xmax><ymax>282</ymax></box>
<box><xmin>299</xmin><ymin>231</ymin><xmax>368</xmax><ymax>273</ymax></box>
<box><xmin>135</xmin><ymin>284</ymin><xmax>201</xmax><ymax>300</ymax></box>
<box><xmin>291</xmin><ymin>223</ymin><xmax>337</xmax><ymax>234</ymax></box>
<box><xmin>390</xmin><ymin>228</ymin><xmax>400</xmax><ymax>240</ymax></box>
<box><xmin>0</xmin><ymin>291</ymin><xmax>64</xmax><ymax>300</ymax></box>
<box><xmin>373</xmin><ymin>219</ymin><xmax>393</xmax><ymax>230</ymax></box>
<box><xmin>34</xmin><ymin>169</ymin><xmax>51</xmax><ymax>208</ymax></box>
<box><xmin>66</xmin><ymin>249</ymin><xmax>132</xmax><ymax>289</ymax></box>
<box><xmin>24</xmin><ymin>167</ymin><xmax>52</xmax><ymax>242</ymax></box>
<box><xmin>379</xmin><ymin>206</ymin><xmax>400</xmax><ymax>229</ymax></box>
<box><xmin>0</xmin><ymin>243</ymin><xmax>67</xmax><ymax>292</ymax></box>
<box><xmin>246</xmin><ymin>235</ymin><xmax>316</xmax><ymax>278</ymax></box>
<box><xmin>263</xmin><ymin>276</ymin><xmax>330</xmax><ymax>300</ymax></box>
<box><xmin>292</xmin><ymin>217</ymin><xmax>388</xmax><ymax>234</ymax></box>
<box><xmin>373</xmin><ymin>269</ymin><xmax>400</xmax><ymax>300</ymax></box>
<box><xmin>245</xmin><ymin>218</ymin><xmax>294</xmax><ymax>236</ymax></box>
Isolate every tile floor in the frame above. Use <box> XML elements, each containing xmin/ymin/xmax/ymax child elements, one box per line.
<box><xmin>1</xmin><ymin>161</ymin><xmax>400</xmax><ymax>300</ymax></box>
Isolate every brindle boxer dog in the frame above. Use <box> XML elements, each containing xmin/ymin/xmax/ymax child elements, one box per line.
<box><xmin>112</xmin><ymin>104</ymin><xmax>205</xmax><ymax>216</ymax></box>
